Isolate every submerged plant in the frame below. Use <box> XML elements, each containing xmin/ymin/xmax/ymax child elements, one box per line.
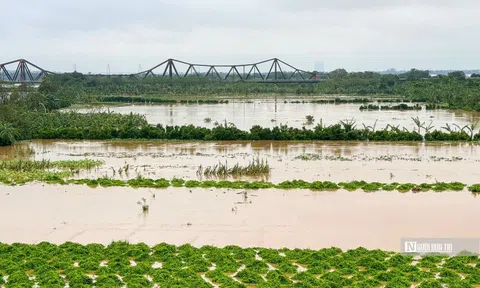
<box><xmin>137</xmin><ymin>197</ymin><xmax>149</xmax><ymax>212</ymax></box>
<box><xmin>201</xmin><ymin>158</ymin><xmax>270</xmax><ymax>177</ymax></box>
<box><xmin>305</xmin><ymin>115</ymin><xmax>315</xmax><ymax>125</ymax></box>
<box><xmin>0</xmin><ymin>159</ymin><xmax>102</xmax><ymax>172</ymax></box>
<box><xmin>4</xmin><ymin>146</ymin><xmax>36</xmax><ymax>160</ymax></box>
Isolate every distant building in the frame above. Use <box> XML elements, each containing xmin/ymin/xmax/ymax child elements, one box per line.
<box><xmin>314</xmin><ymin>61</ymin><xmax>325</xmax><ymax>72</ymax></box>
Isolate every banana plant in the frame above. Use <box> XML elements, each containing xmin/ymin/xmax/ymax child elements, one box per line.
<box><xmin>0</xmin><ymin>122</ymin><xmax>19</xmax><ymax>146</ymax></box>
<box><xmin>411</xmin><ymin>116</ymin><xmax>425</xmax><ymax>134</ymax></box>
<box><xmin>463</xmin><ymin>121</ymin><xmax>479</xmax><ymax>140</ymax></box>
<box><xmin>441</xmin><ymin>123</ymin><xmax>456</xmax><ymax>133</ymax></box>
<box><xmin>424</xmin><ymin>121</ymin><xmax>435</xmax><ymax>133</ymax></box>
<box><xmin>362</xmin><ymin>119</ymin><xmax>378</xmax><ymax>132</ymax></box>
<box><xmin>339</xmin><ymin>118</ymin><xmax>357</xmax><ymax>132</ymax></box>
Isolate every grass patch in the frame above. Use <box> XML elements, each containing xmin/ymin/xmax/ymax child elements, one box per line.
<box><xmin>199</xmin><ymin>158</ymin><xmax>270</xmax><ymax>177</ymax></box>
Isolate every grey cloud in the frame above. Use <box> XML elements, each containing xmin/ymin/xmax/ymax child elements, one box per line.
<box><xmin>1</xmin><ymin>0</ymin><xmax>480</xmax><ymax>72</ymax></box>
<box><xmin>4</xmin><ymin>0</ymin><xmax>272</xmax><ymax>36</ymax></box>
<box><xmin>269</xmin><ymin>0</ymin><xmax>479</xmax><ymax>11</ymax></box>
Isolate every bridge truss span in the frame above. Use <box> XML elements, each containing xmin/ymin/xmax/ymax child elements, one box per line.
<box><xmin>0</xmin><ymin>59</ymin><xmax>53</xmax><ymax>83</ymax></box>
<box><xmin>138</xmin><ymin>58</ymin><xmax>320</xmax><ymax>83</ymax></box>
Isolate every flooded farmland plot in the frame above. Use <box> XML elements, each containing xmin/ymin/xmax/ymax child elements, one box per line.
<box><xmin>1</xmin><ymin>185</ymin><xmax>480</xmax><ymax>251</ymax></box>
<box><xmin>70</xmin><ymin>100</ymin><xmax>480</xmax><ymax>130</ymax></box>
<box><xmin>2</xmin><ymin>100</ymin><xmax>480</xmax><ymax>256</ymax></box>
<box><xmin>7</xmin><ymin>140</ymin><xmax>480</xmax><ymax>184</ymax></box>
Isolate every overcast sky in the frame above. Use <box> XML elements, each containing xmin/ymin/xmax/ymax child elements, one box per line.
<box><xmin>2</xmin><ymin>0</ymin><xmax>479</xmax><ymax>73</ymax></box>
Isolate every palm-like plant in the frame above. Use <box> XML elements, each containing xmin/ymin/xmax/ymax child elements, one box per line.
<box><xmin>386</xmin><ymin>124</ymin><xmax>400</xmax><ymax>132</ymax></box>
<box><xmin>0</xmin><ymin>122</ymin><xmax>19</xmax><ymax>146</ymax></box>
<box><xmin>411</xmin><ymin>116</ymin><xmax>425</xmax><ymax>133</ymax></box>
<box><xmin>463</xmin><ymin>121</ymin><xmax>479</xmax><ymax>140</ymax></box>
<box><xmin>424</xmin><ymin>121</ymin><xmax>435</xmax><ymax>133</ymax></box>
<box><xmin>441</xmin><ymin>123</ymin><xmax>456</xmax><ymax>133</ymax></box>
<box><xmin>362</xmin><ymin>119</ymin><xmax>378</xmax><ymax>132</ymax></box>
<box><xmin>339</xmin><ymin>119</ymin><xmax>357</xmax><ymax>132</ymax></box>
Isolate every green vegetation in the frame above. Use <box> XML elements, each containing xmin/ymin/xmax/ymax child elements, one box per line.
<box><xmin>2</xmin><ymin>108</ymin><xmax>480</xmax><ymax>146</ymax></box>
<box><xmin>0</xmin><ymin>159</ymin><xmax>102</xmax><ymax>171</ymax></box>
<box><xmin>99</xmin><ymin>96</ymin><xmax>229</xmax><ymax>104</ymax></box>
<box><xmin>469</xmin><ymin>184</ymin><xmax>480</xmax><ymax>193</ymax></box>
<box><xmin>360</xmin><ymin>103</ymin><xmax>422</xmax><ymax>111</ymax></box>
<box><xmin>1</xmin><ymin>166</ymin><xmax>479</xmax><ymax>193</ymax></box>
<box><xmin>0</xmin><ymin>159</ymin><xmax>102</xmax><ymax>185</ymax></box>
<box><xmin>0</xmin><ymin>146</ymin><xmax>35</xmax><ymax>160</ymax></box>
<box><xmin>309</xmin><ymin>97</ymin><xmax>374</xmax><ymax>104</ymax></box>
<box><xmin>20</xmin><ymin>68</ymin><xmax>480</xmax><ymax>111</ymax></box>
<box><xmin>0</xmin><ymin>242</ymin><xmax>478</xmax><ymax>287</ymax></box>
<box><xmin>199</xmin><ymin>158</ymin><xmax>270</xmax><ymax>177</ymax></box>
<box><xmin>295</xmin><ymin>153</ymin><xmax>466</xmax><ymax>162</ymax></box>
<box><xmin>0</xmin><ymin>121</ymin><xmax>19</xmax><ymax>146</ymax></box>
<box><xmin>4</xmin><ymin>68</ymin><xmax>480</xmax><ymax>111</ymax></box>
<box><xmin>2</xmin><ymin>70</ymin><xmax>480</xmax><ymax>146</ymax></box>
<box><xmin>305</xmin><ymin>115</ymin><xmax>315</xmax><ymax>124</ymax></box>
<box><xmin>0</xmin><ymin>71</ymin><xmax>479</xmax><ymax>149</ymax></box>
<box><xmin>64</xmin><ymin>179</ymin><xmax>480</xmax><ymax>194</ymax></box>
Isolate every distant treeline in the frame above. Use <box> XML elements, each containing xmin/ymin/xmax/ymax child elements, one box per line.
<box><xmin>100</xmin><ymin>96</ymin><xmax>229</xmax><ymax>104</ymax></box>
<box><xmin>11</xmin><ymin>67</ymin><xmax>478</xmax><ymax>111</ymax></box>
<box><xmin>1</xmin><ymin>68</ymin><xmax>480</xmax><ymax>146</ymax></box>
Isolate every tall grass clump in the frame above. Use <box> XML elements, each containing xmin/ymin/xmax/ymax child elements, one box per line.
<box><xmin>0</xmin><ymin>159</ymin><xmax>102</xmax><ymax>172</ymax></box>
<box><xmin>199</xmin><ymin>158</ymin><xmax>270</xmax><ymax>177</ymax></box>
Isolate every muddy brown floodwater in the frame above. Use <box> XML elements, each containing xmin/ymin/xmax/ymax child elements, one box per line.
<box><xmin>69</xmin><ymin>100</ymin><xmax>480</xmax><ymax>131</ymax></box>
<box><xmin>1</xmin><ymin>184</ymin><xmax>479</xmax><ymax>251</ymax></box>
<box><xmin>6</xmin><ymin>140</ymin><xmax>480</xmax><ymax>184</ymax></box>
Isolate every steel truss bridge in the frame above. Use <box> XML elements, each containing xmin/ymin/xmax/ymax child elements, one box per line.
<box><xmin>0</xmin><ymin>58</ymin><xmax>322</xmax><ymax>84</ymax></box>
<box><xmin>0</xmin><ymin>59</ymin><xmax>54</xmax><ymax>83</ymax></box>
<box><xmin>138</xmin><ymin>58</ymin><xmax>321</xmax><ymax>83</ymax></box>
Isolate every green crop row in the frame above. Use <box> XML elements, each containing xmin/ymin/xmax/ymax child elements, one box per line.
<box><xmin>0</xmin><ymin>242</ymin><xmax>479</xmax><ymax>287</ymax></box>
<box><xmin>2</xmin><ymin>102</ymin><xmax>480</xmax><ymax>146</ymax></box>
<box><xmin>0</xmin><ymin>159</ymin><xmax>103</xmax><ymax>172</ymax></box>
<box><xmin>0</xmin><ymin>160</ymin><xmax>103</xmax><ymax>185</ymax></box>
<box><xmin>66</xmin><ymin>178</ymin><xmax>480</xmax><ymax>193</ymax></box>
<box><xmin>1</xmin><ymin>169</ymin><xmax>480</xmax><ymax>193</ymax></box>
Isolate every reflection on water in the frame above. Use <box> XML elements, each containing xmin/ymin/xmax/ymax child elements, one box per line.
<box><xmin>1</xmin><ymin>185</ymin><xmax>479</xmax><ymax>251</ymax></box>
<box><xmin>2</xmin><ymin>140</ymin><xmax>479</xmax><ymax>184</ymax></box>
<box><xmin>69</xmin><ymin>100</ymin><xmax>480</xmax><ymax>131</ymax></box>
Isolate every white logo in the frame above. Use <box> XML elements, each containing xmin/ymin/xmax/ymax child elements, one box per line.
<box><xmin>405</xmin><ymin>241</ymin><xmax>417</xmax><ymax>252</ymax></box>
<box><xmin>404</xmin><ymin>241</ymin><xmax>453</xmax><ymax>253</ymax></box>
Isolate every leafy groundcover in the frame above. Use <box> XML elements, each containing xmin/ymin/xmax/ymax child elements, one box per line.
<box><xmin>0</xmin><ymin>242</ymin><xmax>479</xmax><ymax>287</ymax></box>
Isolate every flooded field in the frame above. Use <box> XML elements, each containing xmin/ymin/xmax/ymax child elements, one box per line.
<box><xmin>69</xmin><ymin>99</ymin><xmax>480</xmax><ymax>130</ymax></box>
<box><xmin>0</xmin><ymin>184</ymin><xmax>479</xmax><ymax>251</ymax></box>
<box><xmin>5</xmin><ymin>140</ymin><xmax>480</xmax><ymax>184</ymax></box>
<box><xmin>1</xmin><ymin>118</ymin><xmax>478</xmax><ymax>250</ymax></box>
